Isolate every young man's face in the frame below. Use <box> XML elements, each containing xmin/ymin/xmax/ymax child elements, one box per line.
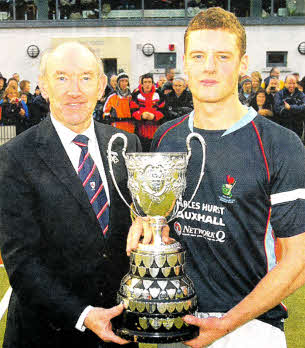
<box><xmin>142</xmin><ymin>78</ymin><xmax>153</xmax><ymax>93</ymax></box>
<box><xmin>184</xmin><ymin>29</ymin><xmax>247</xmax><ymax>104</ymax></box>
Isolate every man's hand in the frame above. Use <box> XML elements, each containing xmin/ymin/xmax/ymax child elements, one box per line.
<box><xmin>142</xmin><ymin>111</ymin><xmax>155</xmax><ymax>120</ymax></box>
<box><xmin>284</xmin><ymin>101</ymin><xmax>291</xmax><ymax>110</ymax></box>
<box><xmin>19</xmin><ymin>108</ymin><xmax>26</xmax><ymax>117</ymax></box>
<box><xmin>84</xmin><ymin>304</ymin><xmax>129</xmax><ymax>345</ymax></box>
<box><xmin>126</xmin><ymin>216</ymin><xmax>171</xmax><ymax>256</ymax></box>
<box><xmin>183</xmin><ymin>315</ymin><xmax>231</xmax><ymax>348</ymax></box>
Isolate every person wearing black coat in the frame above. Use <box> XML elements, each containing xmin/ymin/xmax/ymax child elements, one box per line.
<box><xmin>165</xmin><ymin>77</ymin><xmax>193</xmax><ymax>121</ymax></box>
<box><xmin>273</xmin><ymin>74</ymin><xmax>305</xmax><ymax>139</ymax></box>
<box><xmin>29</xmin><ymin>94</ymin><xmax>50</xmax><ymax>126</ymax></box>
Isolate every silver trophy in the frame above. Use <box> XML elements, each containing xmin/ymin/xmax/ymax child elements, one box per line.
<box><xmin>108</xmin><ymin>133</ymin><xmax>206</xmax><ymax>344</ymax></box>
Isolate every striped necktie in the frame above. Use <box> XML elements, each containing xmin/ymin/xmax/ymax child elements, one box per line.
<box><xmin>73</xmin><ymin>135</ymin><xmax>109</xmax><ymax>236</ymax></box>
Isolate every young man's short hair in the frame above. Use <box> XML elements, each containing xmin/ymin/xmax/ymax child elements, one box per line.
<box><xmin>141</xmin><ymin>73</ymin><xmax>154</xmax><ymax>84</ymax></box>
<box><xmin>184</xmin><ymin>7</ymin><xmax>246</xmax><ymax>59</ymax></box>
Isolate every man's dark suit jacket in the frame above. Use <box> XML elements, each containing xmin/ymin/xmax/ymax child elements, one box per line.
<box><xmin>0</xmin><ymin>117</ymin><xmax>141</xmax><ymax>348</ymax></box>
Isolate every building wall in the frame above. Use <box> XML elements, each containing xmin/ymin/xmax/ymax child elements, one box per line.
<box><xmin>0</xmin><ymin>24</ymin><xmax>304</xmax><ymax>92</ymax></box>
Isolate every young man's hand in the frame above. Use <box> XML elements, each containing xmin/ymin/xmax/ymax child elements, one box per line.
<box><xmin>183</xmin><ymin>315</ymin><xmax>231</xmax><ymax>348</ymax></box>
<box><xmin>126</xmin><ymin>216</ymin><xmax>171</xmax><ymax>256</ymax></box>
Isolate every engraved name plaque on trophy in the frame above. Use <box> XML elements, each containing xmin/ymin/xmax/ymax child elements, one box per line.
<box><xmin>107</xmin><ymin>133</ymin><xmax>206</xmax><ymax>344</ymax></box>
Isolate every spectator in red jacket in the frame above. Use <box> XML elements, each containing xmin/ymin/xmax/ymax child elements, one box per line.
<box><xmin>130</xmin><ymin>73</ymin><xmax>165</xmax><ymax>151</ymax></box>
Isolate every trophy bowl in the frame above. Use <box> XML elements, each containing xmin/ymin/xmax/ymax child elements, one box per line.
<box><xmin>108</xmin><ymin>133</ymin><xmax>206</xmax><ymax>344</ymax></box>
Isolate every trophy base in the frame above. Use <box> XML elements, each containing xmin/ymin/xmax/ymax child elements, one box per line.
<box><xmin>116</xmin><ymin>326</ymin><xmax>199</xmax><ymax>344</ymax></box>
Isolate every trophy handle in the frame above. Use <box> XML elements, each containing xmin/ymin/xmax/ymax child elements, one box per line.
<box><xmin>168</xmin><ymin>132</ymin><xmax>206</xmax><ymax>222</ymax></box>
<box><xmin>107</xmin><ymin>133</ymin><xmax>140</xmax><ymax>218</ymax></box>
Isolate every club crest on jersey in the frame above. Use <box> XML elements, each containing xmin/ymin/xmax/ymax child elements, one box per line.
<box><xmin>219</xmin><ymin>175</ymin><xmax>236</xmax><ymax>203</ymax></box>
<box><xmin>174</xmin><ymin>221</ymin><xmax>182</xmax><ymax>236</ymax></box>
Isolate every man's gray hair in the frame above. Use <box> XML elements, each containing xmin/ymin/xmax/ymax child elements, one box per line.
<box><xmin>39</xmin><ymin>41</ymin><xmax>104</xmax><ymax>79</ymax></box>
<box><xmin>173</xmin><ymin>77</ymin><xmax>186</xmax><ymax>85</ymax></box>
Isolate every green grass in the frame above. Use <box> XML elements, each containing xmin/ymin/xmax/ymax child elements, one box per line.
<box><xmin>0</xmin><ymin>267</ymin><xmax>9</xmax><ymax>348</ymax></box>
<box><xmin>0</xmin><ymin>266</ymin><xmax>304</xmax><ymax>348</ymax></box>
<box><xmin>284</xmin><ymin>285</ymin><xmax>305</xmax><ymax>348</ymax></box>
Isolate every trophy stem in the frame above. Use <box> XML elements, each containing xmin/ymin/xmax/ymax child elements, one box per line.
<box><xmin>150</xmin><ymin>216</ymin><xmax>166</xmax><ymax>248</ymax></box>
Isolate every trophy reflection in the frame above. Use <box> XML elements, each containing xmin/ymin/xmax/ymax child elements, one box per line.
<box><xmin>108</xmin><ymin>133</ymin><xmax>206</xmax><ymax>344</ymax></box>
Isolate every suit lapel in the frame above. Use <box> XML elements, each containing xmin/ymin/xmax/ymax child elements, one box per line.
<box><xmin>35</xmin><ymin>117</ymin><xmax>97</xmax><ymax>222</ymax></box>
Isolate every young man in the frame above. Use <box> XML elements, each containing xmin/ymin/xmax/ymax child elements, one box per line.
<box><xmin>130</xmin><ymin>73</ymin><xmax>165</xmax><ymax>151</ymax></box>
<box><xmin>127</xmin><ymin>7</ymin><xmax>305</xmax><ymax>348</ymax></box>
<box><xmin>103</xmin><ymin>72</ymin><xmax>134</xmax><ymax>133</ymax></box>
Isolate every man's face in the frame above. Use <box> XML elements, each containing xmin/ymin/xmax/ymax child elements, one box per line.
<box><xmin>119</xmin><ymin>78</ymin><xmax>129</xmax><ymax>92</ymax></box>
<box><xmin>271</xmin><ymin>68</ymin><xmax>280</xmax><ymax>79</ymax></box>
<box><xmin>166</xmin><ymin>69</ymin><xmax>175</xmax><ymax>82</ymax></box>
<box><xmin>285</xmin><ymin>76</ymin><xmax>297</xmax><ymax>93</ymax></box>
<box><xmin>184</xmin><ymin>29</ymin><xmax>247</xmax><ymax>104</ymax></box>
<box><xmin>24</xmin><ymin>82</ymin><xmax>31</xmax><ymax>93</ymax></box>
<box><xmin>142</xmin><ymin>78</ymin><xmax>153</xmax><ymax>93</ymax></box>
<box><xmin>35</xmin><ymin>89</ymin><xmax>41</xmax><ymax>96</ymax></box>
<box><xmin>269</xmin><ymin>78</ymin><xmax>279</xmax><ymax>89</ymax></box>
<box><xmin>41</xmin><ymin>44</ymin><xmax>106</xmax><ymax>133</ymax></box>
<box><xmin>173</xmin><ymin>80</ymin><xmax>185</xmax><ymax>96</ymax></box>
<box><xmin>242</xmin><ymin>81</ymin><xmax>252</xmax><ymax>94</ymax></box>
<box><xmin>13</xmin><ymin>73</ymin><xmax>20</xmax><ymax>82</ymax></box>
<box><xmin>158</xmin><ymin>76</ymin><xmax>167</xmax><ymax>88</ymax></box>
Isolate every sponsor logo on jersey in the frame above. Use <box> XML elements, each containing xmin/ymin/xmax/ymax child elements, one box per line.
<box><xmin>219</xmin><ymin>175</ymin><xmax>236</xmax><ymax>203</ymax></box>
<box><xmin>176</xmin><ymin>224</ymin><xmax>226</xmax><ymax>243</ymax></box>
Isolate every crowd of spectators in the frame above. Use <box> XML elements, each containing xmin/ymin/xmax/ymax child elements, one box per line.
<box><xmin>0</xmin><ymin>66</ymin><xmax>304</xmax><ymax>145</ymax></box>
<box><xmin>0</xmin><ymin>72</ymin><xmax>49</xmax><ymax>136</ymax></box>
<box><xmin>238</xmin><ymin>67</ymin><xmax>305</xmax><ymax>141</ymax></box>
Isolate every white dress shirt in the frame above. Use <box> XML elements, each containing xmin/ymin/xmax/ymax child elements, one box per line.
<box><xmin>51</xmin><ymin>115</ymin><xmax>110</xmax><ymax>203</ymax></box>
<box><xmin>51</xmin><ymin>115</ymin><xmax>109</xmax><ymax>331</ymax></box>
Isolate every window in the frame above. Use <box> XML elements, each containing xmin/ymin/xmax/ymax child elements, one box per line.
<box><xmin>154</xmin><ymin>53</ymin><xmax>176</xmax><ymax>69</ymax></box>
<box><xmin>266</xmin><ymin>51</ymin><xmax>288</xmax><ymax>67</ymax></box>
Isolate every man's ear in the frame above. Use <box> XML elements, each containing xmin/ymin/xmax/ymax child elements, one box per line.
<box><xmin>98</xmin><ymin>74</ymin><xmax>107</xmax><ymax>100</ymax></box>
<box><xmin>239</xmin><ymin>54</ymin><xmax>249</xmax><ymax>77</ymax></box>
<box><xmin>38</xmin><ymin>75</ymin><xmax>49</xmax><ymax>101</ymax></box>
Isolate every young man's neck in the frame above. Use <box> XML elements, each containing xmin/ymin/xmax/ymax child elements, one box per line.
<box><xmin>193</xmin><ymin>95</ymin><xmax>248</xmax><ymax>130</ymax></box>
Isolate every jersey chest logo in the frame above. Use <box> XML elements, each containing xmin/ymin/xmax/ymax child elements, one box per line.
<box><xmin>219</xmin><ymin>175</ymin><xmax>236</xmax><ymax>204</ymax></box>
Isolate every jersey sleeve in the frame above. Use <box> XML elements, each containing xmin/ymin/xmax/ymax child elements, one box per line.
<box><xmin>270</xmin><ymin>131</ymin><xmax>305</xmax><ymax>238</ymax></box>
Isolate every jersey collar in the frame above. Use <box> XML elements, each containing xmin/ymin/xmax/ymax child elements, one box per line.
<box><xmin>188</xmin><ymin>107</ymin><xmax>257</xmax><ymax>136</ymax></box>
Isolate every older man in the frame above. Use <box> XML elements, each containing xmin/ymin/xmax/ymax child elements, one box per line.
<box><xmin>274</xmin><ymin>74</ymin><xmax>305</xmax><ymax>138</ymax></box>
<box><xmin>0</xmin><ymin>41</ymin><xmax>140</xmax><ymax>348</ymax></box>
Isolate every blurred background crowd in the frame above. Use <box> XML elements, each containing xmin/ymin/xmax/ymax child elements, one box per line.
<box><xmin>0</xmin><ymin>65</ymin><xmax>304</xmax><ymax>149</ymax></box>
